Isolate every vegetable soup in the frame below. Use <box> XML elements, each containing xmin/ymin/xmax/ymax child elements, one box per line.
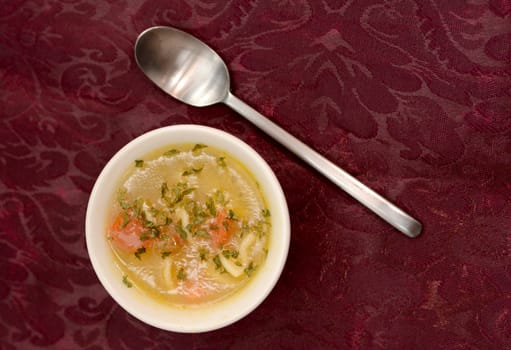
<box><xmin>107</xmin><ymin>143</ymin><xmax>271</xmax><ymax>306</ymax></box>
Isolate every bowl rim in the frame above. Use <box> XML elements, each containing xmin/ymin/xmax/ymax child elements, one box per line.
<box><xmin>85</xmin><ymin>124</ymin><xmax>290</xmax><ymax>333</ymax></box>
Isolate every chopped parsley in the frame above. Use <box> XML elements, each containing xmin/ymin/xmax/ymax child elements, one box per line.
<box><xmin>252</xmin><ymin>219</ymin><xmax>269</xmax><ymax>238</ymax></box>
<box><xmin>192</xmin><ymin>143</ymin><xmax>207</xmax><ymax>152</ymax></box>
<box><xmin>172</xmin><ymin>183</ymin><xmax>195</xmax><ymax>204</ymax></box>
<box><xmin>262</xmin><ymin>208</ymin><xmax>271</xmax><ymax>217</ymax></box>
<box><xmin>213</xmin><ymin>255</ymin><xmax>222</xmax><ymax>269</ymax></box>
<box><xmin>176</xmin><ymin>220</ymin><xmax>187</xmax><ymax>240</ymax></box>
<box><xmin>194</xmin><ymin>230</ymin><xmax>210</xmax><ymax>238</ymax></box>
<box><xmin>141</xmin><ymin>220</ymin><xmax>160</xmax><ymax>239</ymax></box>
<box><xmin>117</xmin><ymin>190</ymin><xmax>130</xmax><ymax>210</ymax></box>
<box><xmin>163</xmin><ymin>149</ymin><xmax>179</xmax><ymax>157</ymax></box>
<box><xmin>120</xmin><ymin>212</ymin><xmax>130</xmax><ymax>228</ymax></box>
<box><xmin>206</xmin><ymin>197</ymin><xmax>216</xmax><ymax>216</ymax></box>
<box><xmin>134</xmin><ymin>247</ymin><xmax>146</xmax><ymax>260</ymax></box>
<box><xmin>192</xmin><ymin>216</ymin><xmax>205</xmax><ymax>226</ymax></box>
<box><xmin>222</xmin><ymin>249</ymin><xmax>239</xmax><ymax>259</ymax></box>
<box><xmin>240</xmin><ymin>222</ymin><xmax>250</xmax><ymax>238</ymax></box>
<box><xmin>149</xmin><ymin>206</ymin><xmax>160</xmax><ymax>216</ymax></box>
<box><xmin>161</xmin><ymin>251</ymin><xmax>171</xmax><ymax>259</ymax></box>
<box><xmin>182</xmin><ymin>167</ymin><xmax>203</xmax><ymax>176</ymax></box>
<box><xmin>161</xmin><ymin>182</ymin><xmax>169</xmax><ymax>198</ymax></box>
<box><xmin>143</xmin><ymin>220</ymin><xmax>156</xmax><ymax>229</ymax></box>
<box><xmin>227</xmin><ymin>209</ymin><xmax>238</xmax><ymax>221</ymax></box>
<box><xmin>139</xmin><ymin>231</ymin><xmax>149</xmax><ymax>241</ymax></box>
<box><xmin>177</xmin><ymin>267</ymin><xmax>186</xmax><ymax>280</ymax></box>
<box><xmin>131</xmin><ymin>198</ymin><xmax>143</xmax><ymax>219</ymax></box>
<box><xmin>244</xmin><ymin>262</ymin><xmax>256</xmax><ymax>277</ymax></box>
<box><xmin>199</xmin><ymin>248</ymin><xmax>208</xmax><ymax>261</ymax></box>
<box><xmin>122</xmin><ymin>275</ymin><xmax>133</xmax><ymax>288</ymax></box>
<box><xmin>135</xmin><ymin>159</ymin><xmax>144</xmax><ymax>167</ymax></box>
<box><xmin>217</xmin><ymin>157</ymin><xmax>226</xmax><ymax>167</ymax></box>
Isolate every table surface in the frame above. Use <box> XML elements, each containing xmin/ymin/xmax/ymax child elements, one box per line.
<box><xmin>1</xmin><ymin>1</ymin><xmax>510</xmax><ymax>349</ymax></box>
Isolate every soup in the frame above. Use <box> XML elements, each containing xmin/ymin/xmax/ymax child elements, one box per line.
<box><xmin>106</xmin><ymin>143</ymin><xmax>271</xmax><ymax>306</ymax></box>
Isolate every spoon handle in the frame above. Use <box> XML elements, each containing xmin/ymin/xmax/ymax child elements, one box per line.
<box><xmin>224</xmin><ymin>92</ymin><xmax>422</xmax><ymax>238</ymax></box>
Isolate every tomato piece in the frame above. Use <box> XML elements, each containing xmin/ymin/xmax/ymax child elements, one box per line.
<box><xmin>208</xmin><ymin>210</ymin><xmax>237</xmax><ymax>247</ymax></box>
<box><xmin>108</xmin><ymin>213</ymin><xmax>152</xmax><ymax>253</ymax></box>
<box><xmin>184</xmin><ymin>279</ymin><xmax>205</xmax><ymax>301</ymax></box>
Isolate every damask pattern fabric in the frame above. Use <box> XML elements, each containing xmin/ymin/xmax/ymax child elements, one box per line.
<box><xmin>1</xmin><ymin>0</ymin><xmax>510</xmax><ymax>349</ymax></box>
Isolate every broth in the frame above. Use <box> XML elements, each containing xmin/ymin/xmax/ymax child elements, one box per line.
<box><xmin>106</xmin><ymin>143</ymin><xmax>270</xmax><ymax>306</ymax></box>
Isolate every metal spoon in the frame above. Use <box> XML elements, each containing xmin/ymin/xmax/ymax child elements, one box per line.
<box><xmin>134</xmin><ymin>26</ymin><xmax>422</xmax><ymax>238</ymax></box>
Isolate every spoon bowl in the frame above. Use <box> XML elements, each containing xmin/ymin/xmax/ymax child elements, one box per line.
<box><xmin>134</xmin><ymin>26</ymin><xmax>422</xmax><ymax>238</ymax></box>
<box><xmin>135</xmin><ymin>26</ymin><xmax>229</xmax><ymax>106</ymax></box>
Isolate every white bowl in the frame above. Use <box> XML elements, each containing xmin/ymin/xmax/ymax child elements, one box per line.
<box><xmin>85</xmin><ymin>124</ymin><xmax>290</xmax><ymax>333</ymax></box>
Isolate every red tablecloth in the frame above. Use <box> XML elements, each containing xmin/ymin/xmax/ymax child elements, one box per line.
<box><xmin>1</xmin><ymin>1</ymin><xmax>510</xmax><ymax>349</ymax></box>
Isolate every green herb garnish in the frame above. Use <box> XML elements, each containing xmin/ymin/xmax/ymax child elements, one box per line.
<box><xmin>244</xmin><ymin>262</ymin><xmax>256</xmax><ymax>277</ymax></box>
<box><xmin>227</xmin><ymin>209</ymin><xmax>238</xmax><ymax>221</ymax></box>
<box><xmin>178</xmin><ymin>188</ymin><xmax>195</xmax><ymax>203</ymax></box>
<box><xmin>132</xmin><ymin>198</ymin><xmax>143</xmax><ymax>219</ymax></box>
<box><xmin>122</xmin><ymin>275</ymin><xmax>133</xmax><ymax>288</ymax></box>
<box><xmin>182</xmin><ymin>167</ymin><xmax>203</xmax><ymax>176</ymax></box>
<box><xmin>139</xmin><ymin>231</ymin><xmax>150</xmax><ymax>241</ymax></box>
<box><xmin>192</xmin><ymin>144</ymin><xmax>207</xmax><ymax>152</ymax></box>
<box><xmin>164</xmin><ymin>216</ymin><xmax>172</xmax><ymax>225</ymax></box>
<box><xmin>134</xmin><ymin>247</ymin><xmax>146</xmax><ymax>260</ymax></box>
<box><xmin>161</xmin><ymin>182</ymin><xmax>169</xmax><ymax>198</ymax></box>
<box><xmin>192</xmin><ymin>216</ymin><xmax>205</xmax><ymax>226</ymax></box>
<box><xmin>222</xmin><ymin>249</ymin><xmax>239</xmax><ymax>259</ymax></box>
<box><xmin>176</xmin><ymin>220</ymin><xmax>187</xmax><ymax>240</ymax></box>
<box><xmin>161</xmin><ymin>251</ymin><xmax>171</xmax><ymax>259</ymax></box>
<box><xmin>143</xmin><ymin>220</ymin><xmax>156</xmax><ymax>229</ymax></box>
<box><xmin>177</xmin><ymin>267</ymin><xmax>186</xmax><ymax>280</ymax></box>
<box><xmin>262</xmin><ymin>208</ymin><xmax>271</xmax><ymax>217</ymax></box>
<box><xmin>252</xmin><ymin>219</ymin><xmax>269</xmax><ymax>238</ymax></box>
<box><xmin>213</xmin><ymin>255</ymin><xmax>222</xmax><ymax>269</ymax></box>
<box><xmin>163</xmin><ymin>149</ymin><xmax>179</xmax><ymax>157</ymax></box>
<box><xmin>191</xmin><ymin>202</ymin><xmax>207</xmax><ymax>223</ymax></box>
<box><xmin>117</xmin><ymin>190</ymin><xmax>130</xmax><ymax>210</ymax></box>
<box><xmin>171</xmin><ymin>183</ymin><xmax>195</xmax><ymax>204</ymax></box>
<box><xmin>135</xmin><ymin>159</ymin><xmax>144</xmax><ymax>167</ymax></box>
<box><xmin>217</xmin><ymin>157</ymin><xmax>226</xmax><ymax>167</ymax></box>
<box><xmin>199</xmin><ymin>248</ymin><xmax>208</xmax><ymax>261</ymax></box>
<box><xmin>206</xmin><ymin>197</ymin><xmax>216</xmax><ymax>217</ymax></box>
<box><xmin>121</xmin><ymin>212</ymin><xmax>130</xmax><ymax>228</ymax></box>
<box><xmin>240</xmin><ymin>222</ymin><xmax>250</xmax><ymax>238</ymax></box>
<box><xmin>194</xmin><ymin>230</ymin><xmax>210</xmax><ymax>238</ymax></box>
<box><xmin>141</xmin><ymin>220</ymin><xmax>160</xmax><ymax>239</ymax></box>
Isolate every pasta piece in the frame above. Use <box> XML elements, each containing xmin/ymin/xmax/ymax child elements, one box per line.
<box><xmin>219</xmin><ymin>254</ymin><xmax>244</xmax><ymax>278</ymax></box>
<box><xmin>162</xmin><ymin>258</ymin><xmax>174</xmax><ymax>288</ymax></box>
<box><xmin>239</xmin><ymin>233</ymin><xmax>256</xmax><ymax>266</ymax></box>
